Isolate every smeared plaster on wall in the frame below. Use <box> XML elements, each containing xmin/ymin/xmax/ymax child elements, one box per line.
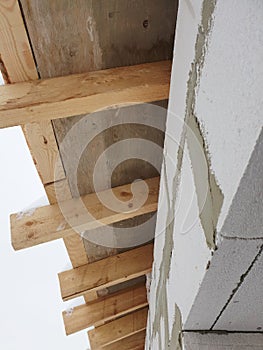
<box><xmin>187</xmin><ymin>116</ymin><xmax>223</xmax><ymax>249</ymax></box>
<box><xmin>148</xmin><ymin>1</ymin><xmax>220</xmax><ymax>348</ymax></box>
<box><xmin>184</xmin><ymin>0</ymin><xmax>223</xmax><ymax>249</ymax></box>
<box><xmin>148</xmin><ymin>132</ymin><xmax>185</xmax><ymax>349</ymax></box>
<box><xmin>85</xmin><ymin>11</ymin><xmax>102</xmax><ymax>70</ymax></box>
<box><xmin>146</xmin><ymin>272</ymin><xmax>152</xmax><ymax>303</ymax></box>
<box><xmin>169</xmin><ymin>304</ymin><xmax>183</xmax><ymax>349</ymax></box>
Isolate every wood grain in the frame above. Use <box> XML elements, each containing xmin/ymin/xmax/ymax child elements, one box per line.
<box><xmin>19</xmin><ymin>0</ymin><xmax>177</xmax><ymax>262</ymax></box>
<box><xmin>45</xmin><ymin>177</ymin><xmax>91</xmax><ymax>274</ymax></box>
<box><xmin>63</xmin><ymin>283</ymin><xmax>147</xmax><ymax>335</ymax></box>
<box><xmin>88</xmin><ymin>308</ymin><xmax>148</xmax><ymax>349</ymax></box>
<box><xmin>44</xmin><ymin>178</ymin><xmax>72</xmax><ymax>205</ymax></box>
<box><xmin>11</xmin><ymin>177</ymin><xmax>159</xmax><ymax>250</ymax></box>
<box><xmin>58</xmin><ymin>244</ymin><xmax>153</xmax><ymax>301</ymax></box>
<box><xmin>102</xmin><ymin>330</ymin><xmax>146</xmax><ymax>350</ymax></box>
<box><xmin>22</xmin><ymin>121</ymin><xmax>65</xmax><ymax>184</ymax></box>
<box><xmin>0</xmin><ymin>0</ymin><xmax>65</xmax><ymax>183</ymax></box>
<box><xmin>0</xmin><ymin>0</ymin><xmax>96</xmax><ymax>300</ymax></box>
<box><xmin>0</xmin><ymin>61</ymin><xmax>171</xmax><ymax>128</ymax></box>
<box><xmin>0</xmin><ymin>0</ymin><xmax>37</xmax><ymax>81</ymax></box>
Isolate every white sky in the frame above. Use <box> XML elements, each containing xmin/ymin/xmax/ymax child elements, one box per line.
<box><xmin>0</xmin><ymin>75</ymin><xmax>90</xmax><ymax>349</ymax></box>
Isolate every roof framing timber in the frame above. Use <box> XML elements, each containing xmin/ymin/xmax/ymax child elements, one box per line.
<box><xmin>10</xmin><ymin>177</ymin><xmax>159</xmax><ymax>250</ymax></box>
<box><xmin>59</xmin><ymin>244</ymin><xmax>153</xmax><ymax>301</ymax></box>
<box><xmin>88</xmin><ymin>308</ymin><xmax>148</xmax><ymax>349</ymax></box>
<box><xmin>63</xmin><ymin>283</ymin><xmax>148</xmax><ymax>335</ymax></box>
<box><xmin>0</xmin><ymin>60</ymin><xmax>171</xmax><ymax>129</ymax></box>
<box><xmin>0</xmin><ymin>1</ymin><xmax>93</xmax><ymax>279</ymax></box>
<box><xmin>102</xmin><ymin>330</ymin><xmax>146</xmax><ymax>350</ymax></box>
<box><xmin>0</xmin><ymin>3</ymin><xmax>172</xmax><ymax>348</ymax></box>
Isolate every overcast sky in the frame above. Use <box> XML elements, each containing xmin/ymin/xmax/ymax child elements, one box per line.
<box><xmin>0</xmin><ymin>74</ymin><xmax>90</xmax><ymax>349</ymax></box>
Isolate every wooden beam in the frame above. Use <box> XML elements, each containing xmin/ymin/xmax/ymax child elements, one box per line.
<box><xmin>88</xmin><ymin>308</ymin><xmax>148</xmax><ymax>349</ymax></box>
<box><xmin>102</xmin><ymin>330</ymin><xmax>146</xmax><ymax>350</ymax></box>
<box><xmin>63</xmin><ymin>284</ymin><xmax>148</xmax><ymax>335</ymax></box>
<box><xmin>0</xmin><ymin>1</ymin><xmax>65</xmax><ymax>184</ymax></box>
<box><xmin>0</xmin><ymin>1</ymin><xmax>91</xmax><ymax>272</ymax></box>
<box><xmin>0</xmin><ymin>0</ymin><xmax>37</xmax><ymax>82</ymax></box>
<box><xmin>58</xmin><ymin>244</ymin><xmax>153</xmax><ymax>301</ymax></box>
<box><xmin>11</xmin><ymin>177</ymin><xmax>159</xmax><ymax>251</ymax></box>
<box><xmin>0</xmin><ymin>60</ymin><xmax>171</xmax><ymax>128</ymax></box>
<box><xmin>22</xmin><ymin>121</ymin><xmax>66</xmax><ymax>184</ymax></box>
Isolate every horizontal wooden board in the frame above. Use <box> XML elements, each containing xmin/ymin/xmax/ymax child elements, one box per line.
<box><xmin>0</xmin><ymin>61</ymin><xmax>171</xmax><ymax>128</ymax></box>
<box><xmin>63</xmin><ymin>283</ymin><xmax>147</xmax><ymax>335</ymax></box>
<box><xmin>11</xmin><ymin>177</ymin><xmax>159</xmax><ymax>250</ymax></box>
<box><xmin>103</xmin><ymin>330</ymin><xmax>146</xmax><ymax>350</ymax></box>
<box><xmin>58</xmin><ymin>244</ymin><xmax>153</xmax><ymax>301</ymax></box>
<box><xmin>88</xmin><ymin>308</ymin><xmax>148</xmax><ymax>349</ymax></box>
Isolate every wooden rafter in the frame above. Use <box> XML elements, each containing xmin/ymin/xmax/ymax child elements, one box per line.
<box><xmin>102</xmin><ymin>330</ymin><xmax>146</xmax><ymax>350</ymax></box>
<box><xmin>88</xmin><ymin>308</ymin><xmax>148</xmax><ymax>349</ymax></box>
<box><xmin>0</xmin><ymin>1</ymin><xmax>96</xmax><ymax>300</ymax></box>
<box><xmin>0</xmin><ymin>1</ymin><xmax>64</xmax><ymax>185</ymax></box>
<box><xmin>63</xmin><ymin>283</ymin><xmax>148</xmax><ymax>335</ymax></box>
<box><xmin>11</xmin><ymin>177</ymin><xmax>159</xmax><ymax>250</ymax></box>
<box><xmin>59</xmin><ymin>244</ymin><xmax>153</xmax><ymax>301</ymax></box>
<box><xmin>0</xmin><ymin>60</ymin><xmax>171</xmax><ymax>128</ymax></box>
<box><xmin>0</xmin><ymin>3</ymin><xmax>170</xmax><ymax>349</ymax></box>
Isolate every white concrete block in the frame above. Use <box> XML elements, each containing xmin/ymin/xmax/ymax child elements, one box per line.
<box><xmin>147</xmin><ymin>0</ymin><xmax>263</xmax><ymax>348</ymax></box>
<box><xmin>220</xmin><ymin>129</ymin><xmax>263</xmax><ymax>239</ymax></box>
<box><xmin>185</xmin><ymin>239</ymin><xmax>263</xmax><ymax>330</ymax></box>
<box><xmin>214</xmin><ymin>246</ymin><xmax>263</xmax><ymax>331</ymax></box>
<box><xmin>183</xmin><ymin>332</ymin><xmax>263</xmax><ymax>350</ymax></box>
<box><xmin>195</xmin><ymin>0</ymin><xmax>263</xmax><ymax>232</ymax></box>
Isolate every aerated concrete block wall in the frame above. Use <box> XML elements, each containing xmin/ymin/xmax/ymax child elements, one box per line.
<box><xmin>146</xmin><ymin>0</ymin><xmax>263</xmax><ymax>349</ymax></box>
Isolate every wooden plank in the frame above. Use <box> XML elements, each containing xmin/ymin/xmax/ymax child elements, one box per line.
<box><xmin>0</xmin><ymin>61</ymin><xmax>171</xmax><ymax>128</ymax></box>
<box><xmin>44</xmin><ymin>178</ymin><xmax>72</xmax><ymax>205</ymax></box>
<box><xmin>0</xmin><ymin>1</ymin><xmax>65</xmax><ymax>184</ymax></box>
<box><xmin>102</xmin><ymin>330</ymin><xmax>146</xmax><ymax>350</ymax></box>
<box><xmin>18</xmin><ymin>0</ymin><xmax>175</xmax><ymax>266</ymax></box>
<box><xmin>0</xmin><ymin>0</ymin><xmax>97</xmax><ymax>299</ymax></box>
<box><xmin>0</xmin><ymin>0</ymin><xmax>37</xmax><ymax>82</ymax></box>
<box><xmin>63</xmin><ymin>284</ymin><xmax>148</xmax><ymax>335</ymax></box>
<box><xmin>11</xmin><ymin>177</ymin><xmax>159</xmax><ymax>250</ymax></box>
<box><xmin>53</xmin><ymin>102</ymin><xmax>166</xmax><ymax>262</ymax></box>
<box><xmin>19</xmin><ymin>0</ymin><xmax>175</xmax><ymax>264</ymax></box>
<box><xmin>22</xmin><ymin>121</ymin><xmax>65</xmax><ymax>184</ymax></box>
<box><xmin>58</xmin><ymin>244</ymin><xmax>153</xmax><ymax>301</ymax></box>
<box><xmin>88</xmin><ymin>308</ymin><xmax>148</xmax><ymax>349</ymax></box>
<box><xmin>45</xmin><ymin>177</ymin><xmax>92</xmax><ymax>274</ymax></box>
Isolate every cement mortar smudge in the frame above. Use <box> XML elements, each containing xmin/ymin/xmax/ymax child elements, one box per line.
<box><xmin>147</xmin><ymin>0</ymin><xmax>218</xmax><ymax>348</ymax></box>
<box><xmin>65</xmin><ymin>307</ymin><xmax>74</xmax><ymax>317</ymax></box>
<box><xmin>149</xmin><ymin>128</ymin><xmax>185</xmax><ymax>349</ymax></box>
<box><xmin>16</xmin><ymin>208</ymin><xmax>36</xmax><ymax>220</ymax></box>
<box><xmin>56</xmin><ymin>221</ymin><xmax>67</xmax><ymax>232</ymax></box>
<box><xmin>185</xmin><ymin>0</ymin><xmax>223</xmax><ymax>250</ymax></box>
<box><xmin>85</xmin><ymin>9</ymin><xmax>102</xmax><ymax>70</ymax></box>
